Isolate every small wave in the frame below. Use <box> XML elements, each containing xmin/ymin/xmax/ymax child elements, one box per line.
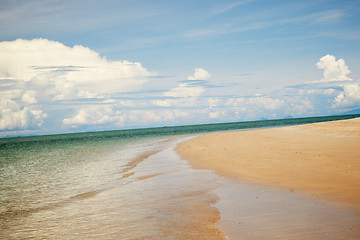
<box><xmin>70</xmin><ymin>190</ymin><xmax>98</xmax><ymax>200</ymax></box>
<box><xmin>137</xmin><ymin>170</ymin><xmax>179</xmax><ymax>181</ymax></box>
<box><xmin>121</xmin><ymin>150</ymin><xmax>160</xmax><ymax>175</ymax></box>
<box><xmin>122</xmin><ymin>172</ymin><xmax>135</xmax><ymax>178</ymax></box>
<box><xmin>1</xmin><ymin>190</ymin><xmax>101</xmax><ymax>220</ymax></box>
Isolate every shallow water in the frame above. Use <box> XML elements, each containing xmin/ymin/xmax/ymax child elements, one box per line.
<box><xmin>0</xmin><ymin>136</ymin><xmax>226</xmax><ymax>239</ymax></box>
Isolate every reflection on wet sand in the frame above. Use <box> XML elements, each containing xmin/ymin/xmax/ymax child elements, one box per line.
<box><xmin>217</xmin><ymin>179</ymin><xmax>360</xmax><ymax>240</ymax></box>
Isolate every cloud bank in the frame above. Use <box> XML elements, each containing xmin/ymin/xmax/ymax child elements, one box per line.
<box><xmin>0</xmin><ymin>38</ymin><xmax>153</xmax><ymax>132</ymax></box>
<box><xmin>0</xmin><ymin>39</ymin><xmax>359</xmax><ymax>137</ymax></box>
<box><xmin>0</xmin><ymin>38</ymin><xmax>153</xmax><ymax>98</ymax></box>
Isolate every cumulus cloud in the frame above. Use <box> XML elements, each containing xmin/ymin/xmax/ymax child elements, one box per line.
<box><xmin>187</xmin><ymin>68</ymin><xmax>211</xmax><ymax>80</ymax></box>
<box><xmin>151</xmin><ymin>99</ymin><xmax>173</xmax><ymax>107</ymax></box>
<box><xmin>0</xmin><ymin>38</ymin><xmax>154</xmax><ymax>132</ymax></box>
<box><xmin>208</xmin><ymin>97</ymin><xmax>222</xmax><ymax>108</ymax></box>
<box><xmin>313</xmin><ymin>54</ymin><xmax>360</xmax><ymax>108</ymax></box>
<box><xmin>63</xmin><ymin>105</ymin><xmax>125</xmax><ymax>127</ymax></box>
<box><xmin>316</xmin><ymin>54</ymin><xmax>351</xmax><ymax>82</ymax></box>
<box><xmin>135</xmin><ymin>110</ymin><xmax>189</xmax><ymax>125</ymax></box>
<box><xmin>63</xmin><ymin>105</ymin><xmax>191</xmax><ymax>129</ymax></box>
<box><xmin>21</xmin><ymin>90</ymin><xmax>37</xmax><ymax>104</ymax></box>
<box><xmin>226</xmin><ymin>96</ymin><xmax>285</xmax><ymax>110</ymax></box>
<box><xmin>334</xmin><ymin>83</ymin><xmax>360</xmax><ymax>107</ymax></box>
<box><xmin>0</xmin><ymin>97</ymin><xmax>47</xmax><ymax>130</ymax></box>
<box><xmin>0</xmin><ymin>38</ymin><xmax>153</xmax><ymax>98</ymax></box>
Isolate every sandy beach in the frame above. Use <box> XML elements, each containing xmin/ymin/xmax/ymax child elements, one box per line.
<box><xmin>177</xmin><ymin>118</ymin><xmax>360</xmax><ymax>207</ymax></box>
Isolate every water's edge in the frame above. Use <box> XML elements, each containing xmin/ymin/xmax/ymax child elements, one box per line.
<box><xmin>174</xmin><ymin>132</ymin><xmax>360</xmax><ymax>239</ymax></box>
<box><xmin>2</xmin><ymin>115</ymin><xmax>360</xmax><ymax>239</ymax></box>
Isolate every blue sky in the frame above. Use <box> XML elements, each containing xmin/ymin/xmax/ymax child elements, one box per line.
<box><xmin>1</xmin><ymin>0</ymin><xmax>360</xmax><ymax>137</ymax></box>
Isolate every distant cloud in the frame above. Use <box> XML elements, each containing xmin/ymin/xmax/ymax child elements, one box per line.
<box><xmin>63</xmin><ymin>105</ymin><xmax>191</xmax><ymax>129</ymax></box>
<box><xmin>0</xmin><ymin>98</ymin><xmax>47</xmax><ymax>130</ymax></box>
<box><xmin>227</xmin><ymin>96</ymin><xmax>285</xmax><ymax>111</ymax></box>
<box><xmin>333</xmin><ymin>83</ymin><xmax>360</xmax><ymax>108</ymax></box>
<box><xmin>205</xmin><ymin>54</ymin><xmax>359</xmax><ymax>121</ymax></box>
<box><xmin>316</xmin><ymin>54</ymin><xmax>351</xmax><ymax>82</ymax></box>
<box><xmin>151</xmin><ymin>99</ymin><xmax>173</xmax><ymax>107</ymax></box>
<box><xmin>21</xmin><ymin>90</ymin><xmax>37</xmax><ymax>104</ymax></box>
<box><xmin>164</xmin><ymin>82</ymin><xmax>205</xmax><ymax>98</ymax></box>
<box><xmin>187</xmin><ymin>68</ymin><xmax>211</xmax><ymax>80</ymax></box>
<box><xmin>313</xmin><ymin>54</ymin><xmax>360</xmax><ymax>108</ymax></box>
<box><xmin>62</xmin><ymin>105</ymin><xmax>125</xmax><ymax>127</ymax></box>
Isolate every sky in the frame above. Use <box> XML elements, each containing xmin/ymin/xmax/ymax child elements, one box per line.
<box><xmin>1</xmin><ymin>0</ymin><xmax>360</xmax><ymax>137</ymax></box>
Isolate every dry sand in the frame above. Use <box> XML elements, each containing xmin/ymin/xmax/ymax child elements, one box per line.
<box><xmin>177</xmin><ymin>118</ymin><xmax>360</xmax><ymax>207</ymax></box>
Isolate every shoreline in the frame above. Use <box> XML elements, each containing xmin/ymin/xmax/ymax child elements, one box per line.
<box><xmin>214</xmin><ymin>177</ymin><xmax>360</xmax><ymax>239</ymax></box>
<box><xmin>177</xmin><ymin>118</ymin><xmax>360</xmax><ymax>208</ymax></box>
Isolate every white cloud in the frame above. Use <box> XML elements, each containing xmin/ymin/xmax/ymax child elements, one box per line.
<box><xmin>287</xmin><ymin>100</ymin><xmax>314</xmax><ymax>116</ymax></box>
<box><xmin>0</xmin><ymin>97</ymin><xmax>47</xmax><ymax>130</ymax></box>
<box><xmin>0</xmin><ymin>38</ymin><xmax>154</xmax><ymax>132</ymax></box>
<box><xmin>58</xmin><ymin>54</ymin><xmax>360</xmax><ymax>132</ymax></box>
<box><xmin>118</xmin><ymin>100</ymin><xmax>136</xmax><ymax>107</ymax></box>
<box><xmin>206</xmin><ymin>96</ymin><xmax>287</xmax><ymax>121</ymax></box>
<box><xmin>334</xmin><ymin>82</ymin><xmax>360</xmax><ymax>107</ymax></box>
<box><xmin>164</xmin><ymin>82</ymin><xmax>205</xmax><ymax>98</ymax></box>
<box><xmin>21</xmin><ymin>90</ymin><xmax>37</xmax><ymax>104</ymax></box>
<box><xmin>138</xmin><ymin>110</ymin><xmax>189</xmax><ymax>124</ymax></box>
<box><xmin>187</xmin><ymin>68</ymin><xmax>211</xmax><ymax>80</ymax></box>
<box><xmin>316</xmin><ymin>54</ymin><xmax>351</xmax><ymax>82</ymax></box>
<box><xmin>63</xmin><ymin>106</ymin><xmax>191</xmax><ymax>129</ymax></box>
<box><xmin>1</xmin><ymin>45</ymin><xmax>359</xmax><ymax>136</ymax></box>
<box><xmin>62</xmin><ymin>106</ymin><xmax>124</xmax><ymax>126</ymax></box>
<box><xmin>152</xmin><ymin>99</ymin><xmax>173</xmax><ymax>107</ymax></box>
<box><xmin>209</xmin><ymin>111</ymin><xmax>222</xmax><ymax>119</ymax></box>
<box><xmin>0</xmin><ymin>38</ymin><xmax>153</xmax><ymax>99</ymax></box>
<box><xmin>208</xmin><ymin>97</ymin><xmax>222</xmax><ymax>108</ymax></box>
<box><xmin>226</xmin><ymin>96</ymin><xmax>285</xmax><ymax>110</ymax></box>
<box><xmin>312</xmin><ymin>54</ymin><xmax>360</xmax><ymax>108</ymax></box>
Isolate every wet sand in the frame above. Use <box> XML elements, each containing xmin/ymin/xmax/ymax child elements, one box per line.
<box><xmin>177</xmin><ymin>118</ymin><xmax>360</xmax><ymax>239</ymax></box>
<box><xmin>177</xmin><ymin>118</ymin><xmax>360</xmax><ymax>207</ymax></box>
<box><xmin>215</xmin><ymin>179</ymin><xmax>360</xmax><ymax>239</ymax></box>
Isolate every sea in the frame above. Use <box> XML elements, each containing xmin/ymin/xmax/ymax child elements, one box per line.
<box><xmin>1</xmin><ymin>114</ymin><xmax>359</xmax><ymax>240</ymax></box>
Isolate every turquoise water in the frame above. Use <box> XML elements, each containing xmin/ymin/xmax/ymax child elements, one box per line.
<box><xmin>0</xmin><ymin>114</ymin><xmax>359</xmax><ymax>239</ymax></box>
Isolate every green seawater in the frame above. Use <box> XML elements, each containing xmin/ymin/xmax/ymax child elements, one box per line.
<box><xmin>2</xmin><ymin>113</ymin><xmax>359</xmax><ymax>148</ymax></box>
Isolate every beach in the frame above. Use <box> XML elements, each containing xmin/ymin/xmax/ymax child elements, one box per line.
<box><xmin>177</xmin><ymin>118</ymin><xmax>360</xmax><ymax>207</ymax></box>
<box><xmin>177</xmin><ymin>118</ymin><xmax>360</xmax><ymax>239</ymax></box>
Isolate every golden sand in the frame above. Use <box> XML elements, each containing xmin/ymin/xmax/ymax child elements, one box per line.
<box><xmin>177</xmin><ymin>118</ymin><xmax>360</xmax><ymax>207</ymax></box>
